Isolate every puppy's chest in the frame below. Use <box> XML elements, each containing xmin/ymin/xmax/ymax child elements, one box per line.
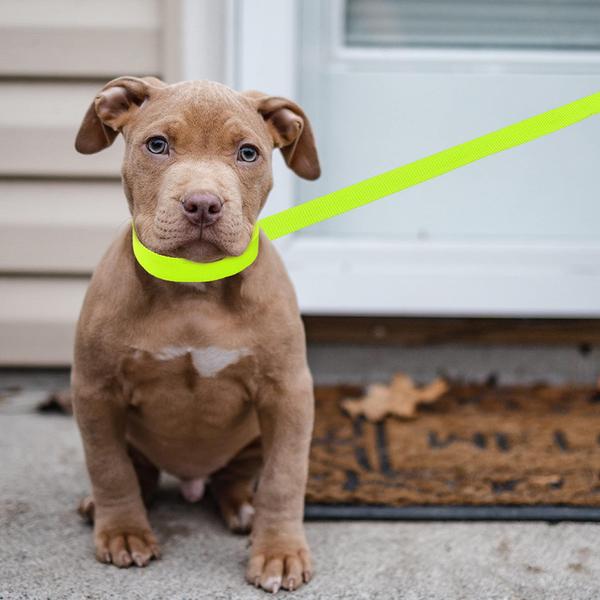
<box><xmin>121</xmin><ymin>335</ymin><xmax>259</xmax><ymax>428</ymax></box>
<box><xmin>121</xmin><ymin>339</ymin><xmax>261</xmax><ymax>477</ymax></box>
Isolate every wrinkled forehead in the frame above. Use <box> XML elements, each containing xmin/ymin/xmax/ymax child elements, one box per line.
<box><xmin>131</xmin><ymin>81</ymin><xmax>269</xmax><ymax>147</ymax></box>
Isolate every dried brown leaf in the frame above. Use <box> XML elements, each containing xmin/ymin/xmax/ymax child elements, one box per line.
<box><xmin>341</xmin><ymin>373</ymin><xmax>449</xmax><ymax>422</ymax></box>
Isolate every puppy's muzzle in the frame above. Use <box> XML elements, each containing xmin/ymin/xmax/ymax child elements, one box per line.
<box><xmin>181</xmin><ymin>192</ymin><xmax>223</xmax><ymax>226</ymax></box>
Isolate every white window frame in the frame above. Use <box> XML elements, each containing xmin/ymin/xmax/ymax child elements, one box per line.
<box><xmin>330</xmin><ymin>0</ymin><xmax>600</xmax><ymax>74</ymax></box>
<box><xmin>226</xmin><ymin>0</ymin><xmax>600</xmax><ymax>317</ymax></box>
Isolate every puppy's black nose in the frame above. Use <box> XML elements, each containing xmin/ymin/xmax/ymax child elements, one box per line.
<box><xmin>181</xmin><ymin>192</ymin><xmax>222</xmax><ymax>226</ymax></box>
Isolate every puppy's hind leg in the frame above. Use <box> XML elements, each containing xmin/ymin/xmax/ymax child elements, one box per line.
<box><xmin>209</xmin><ymin>437</ymin><xmax>262</xmax><ymax>534</ymax></box>
<box><xmin>78</xmin><ymin>443</ymin><xmax>161</xmax><ymax>523</ymax></box>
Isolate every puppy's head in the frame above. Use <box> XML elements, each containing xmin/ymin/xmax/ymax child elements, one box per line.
<box><xmin>75</xmin><ymin>77</ymin><xmax>320</xmax><ymax>261</ymax></box>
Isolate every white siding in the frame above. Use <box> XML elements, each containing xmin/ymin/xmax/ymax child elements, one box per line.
<box><xmin>0</xmin><ymin>278</ymin><xmax>88</xmax><ymax>365</ymax></box>
<box><xmin>0</xmin><ymin>181</ymin><xmax>129</xmax><ymax>273</ymax></box>
<box><xmin>0</xmin><ymin>82</ymin><xmax>124</xmax><ymax>177</ymax></box>
<box><xmin>0</xmin><ymin>0</ymin><xmax>173</xmax><ymax>365</ymax></box>
<box><xmin>0</xmin><ymin>0</ymin><xmax>161</xmax><ymax>77</ymax></box>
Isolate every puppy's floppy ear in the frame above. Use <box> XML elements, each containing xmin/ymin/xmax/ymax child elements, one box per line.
<box><xmin>75</xmin><ymin>76</ymin><xmax>165</xmax><ymax>155</ymax></box>
<box><xmin>243</xmin><ymin>91</ymin><xmax>320</xmax><ymax>180</ymax></box>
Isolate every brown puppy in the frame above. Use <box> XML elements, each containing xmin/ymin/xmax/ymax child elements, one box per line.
<box><xmin>72</xmin><ymin>76</ymin><xmax>320</xmax><ymax>594</ymax></box>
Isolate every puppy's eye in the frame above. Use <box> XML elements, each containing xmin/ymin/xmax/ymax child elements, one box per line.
<box><xmin>146</xmin><ymin>136</ymin><xmax>169</xmax><ymax>155</ymax></box>
<box><xmin>237</xmin><ymin>144</ymin><xmax>259</xmax><ymax>163</ymax></box>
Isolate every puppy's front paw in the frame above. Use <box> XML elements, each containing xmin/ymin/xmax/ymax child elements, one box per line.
<box><xmin>94</xmin><ymin>526</ymin><xmax>160</xmax><ymax>568</ymax></box>
<box><xmin>246</xmin><ymin>536</ymin><xmax>312</xmax><ymax>593</ymax></box>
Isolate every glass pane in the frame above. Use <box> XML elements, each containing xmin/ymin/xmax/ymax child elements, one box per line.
<box><xmin>297</xmin><ymin>0</ymin><xmax>600</xmax><ymax>243</ymax></box>
<box><xmin>346</xmin><ymin>0</ymin><xmax>600</xmax><ymax>50</ymax></box>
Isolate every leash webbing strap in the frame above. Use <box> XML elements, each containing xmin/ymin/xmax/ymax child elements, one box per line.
<box><xmin>259</xmin><ymin>91</ymin><xmax>600</xmax><ymax>240</ymax></box>
<box><xmin>133</xmin><ymin>91</ymin><xmax>600</xmax><ymax>281</ymax></box>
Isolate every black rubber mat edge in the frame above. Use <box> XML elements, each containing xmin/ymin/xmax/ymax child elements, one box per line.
<box><xmin>304</xmin><ymin>504</ymin><xmax>600</xmax><ymax>522</ymax></box>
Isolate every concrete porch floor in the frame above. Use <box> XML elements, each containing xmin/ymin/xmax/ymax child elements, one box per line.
<box><xmin>2</xmin><ymin>373</ymin><xmax>600</xmax><ymax>599</ymax></box>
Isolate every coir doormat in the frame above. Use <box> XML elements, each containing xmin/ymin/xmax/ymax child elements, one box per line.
<box><xmin>306</xmin><ymin>382</ymin><xmax>600</xmax><ymax>518</ymax></box>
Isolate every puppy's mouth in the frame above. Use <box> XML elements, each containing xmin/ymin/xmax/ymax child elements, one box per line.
<box><xmin>193</xmin><ymin>220</ymin><xmax>211</xmax><ymax>247</ymax></box>
<box><xmin>153</xmin><ymin>220</ymin><xmax>254</xmax><ymax>263</ymax></box>
<box><xmin>179</xmin><ymin>222</ymin><xmax>227</xmax><ymax>261</ymax></box>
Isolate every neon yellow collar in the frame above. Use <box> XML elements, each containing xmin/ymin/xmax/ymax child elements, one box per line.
<box><xmin>132</xmin><ymin>224</ymin><xmax>260</xmax><ymax>282</ymax></box>
<box><xmin>131</xmin><ymin>91</ymin><xmax>600</xmax><ymax>283</ymax></box>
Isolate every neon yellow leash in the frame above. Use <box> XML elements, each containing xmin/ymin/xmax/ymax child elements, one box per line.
<box><xmin>133</xmin><ymin>90</ymin><xmax>600</xmax><ymax>282</ymax></box>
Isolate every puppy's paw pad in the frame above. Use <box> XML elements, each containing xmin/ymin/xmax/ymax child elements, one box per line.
<box><xmin>95</xmin><ymin>529</ymin><xmax>160</xmax><ymax>569</ymax></box>
<box><xmin>263</xmin><ymin>575</ymin><xmax>282</xmax><ymax>594</ymax></box>
<box><xmin>227</xmin><ymin>502</ymin><xmax>255</xmax><ymax>534</ymax></box>
<box><xmin>78</xmin><ymin>495</ymin><xmax>95</xmax><ymax>523</ymax></box>
<box><xmin>246</xmin><ymin>545</ymin><xmax>312</xmax><ymax>593</ymax></box>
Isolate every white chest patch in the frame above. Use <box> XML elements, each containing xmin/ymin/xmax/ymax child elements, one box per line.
<box><xmin>153</xmin><ymin>345</ymin><xmax>251</xmax><ymax>377</ymax></box>
<box><xmin>180</xmin><ymin>282</ymin><xmax>208</xmax><ymax>292</ymax></box>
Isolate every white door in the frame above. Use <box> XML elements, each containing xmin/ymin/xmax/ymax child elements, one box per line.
<box><xmin>235</xmin><ymin>0</ymin><xmax>600</xmax><ymax>316</ymax></box>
